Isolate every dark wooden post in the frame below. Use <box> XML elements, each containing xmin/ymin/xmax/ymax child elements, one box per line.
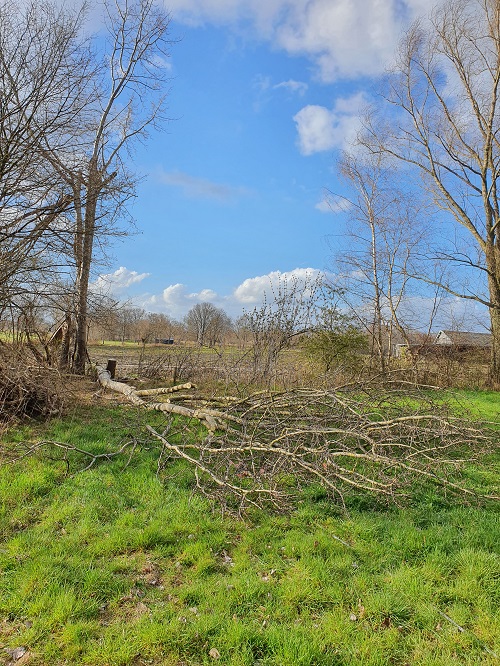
<box><xmin>106</xmin><ymin>358</ymin><xmax>117</xmax><ymax>379</ymax></box>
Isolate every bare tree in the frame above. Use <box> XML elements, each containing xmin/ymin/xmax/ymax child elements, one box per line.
<box><xmin>0</xmin><ymin>0</ymin><xmax>90</xmax><ymax>316</ymax></box>
<box><xmin>117</xmin><ymin>306</ymin><xmax>145</xmax><ymax>343</ymax></box>
<box><xmin>185</xmin><ymin>303</ymin><xmax>232</xmax><ymax>346</ymax></box>
<box><xmin>44</xmin><ymin>0</ymin><xmax>174</xmax><ymax>373</ymax></box>
<box><xmin>86</xmin><ymin>293</ymin><xmax>121</xmax><ymax>344</ymax></box>
<box><xmin>242</xmin><ymin>273</ymin><xmax>321</xmax><ymax>382</ymax></box>
<box><xmin>364</xmin><ymin>0</ymin><xmax>500</xmax><ymax>383</ymax></box>
<box><xmin>146</xmin><ymin>312</ymin><xmax>178</xmax><ymax>342</ymax></box>
<box><xmin>330</xmin><ymin>151</ymin><xmax>441</xmax><ymax>372</ymax></box>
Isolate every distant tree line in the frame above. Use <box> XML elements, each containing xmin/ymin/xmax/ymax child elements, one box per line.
<box><xmin>88</xmin><ymin>301</ymin><xmax>233</xmax><ymax>347</ymax></box>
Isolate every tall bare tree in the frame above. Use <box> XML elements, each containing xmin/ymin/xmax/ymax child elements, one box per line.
<box><xmin>46</xmin><ymin>0</ymin><xmax>173</xmax><ymax>373</ymax></box>
<box><xmin>0</xmin><ymin>0</ymin><xmax>90</xmax><ymax>316</ymax></box>
<box><xmin>185</xmin><ymin>303</ymin><xmax>232</xmax><ymax>347</ymax></box>
<box><xmin>364</xmin><ymin>0</ymin><xmax>500</xmax><ymax>383</ymax></box>
<box><xmin>331</xmin><ymin>150</ymin><xmax>441</xmax><ymax>372</ymax></box>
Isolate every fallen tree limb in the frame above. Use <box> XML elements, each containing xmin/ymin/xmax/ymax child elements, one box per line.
<box><xmin>96</xmin><ymin>366</ymin><xmax>240</xmax><ymax>430</ymax></box>
<box><xmin>10</xmin><ymin>367</ymin><xmax>489</xmax><ymax>514</ymax></box>
<box><xmin>146</xmin><ymin>425</ymin><xmax>285</xmax><ymax>511</ymax></box>
<box><xmin>134</xmin><ymin>383</ymin><xmax>195</xmax><ymax>396</ymax></box>
<box><xmin>6</xmin><ymin>438</ymin><xmax>138</xmax><ymax>473</ymax></box>
<box><xmin>139</xmin><ymin>386</ymin><xmax>499</xmax><ymax>514</ymax></box>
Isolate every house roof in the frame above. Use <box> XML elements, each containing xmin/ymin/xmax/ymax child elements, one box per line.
<box><xmin>391</xmin><ymin>330</ymin><xmax>433</xmax><ymax>346</ymax></box>
<box><xmin>435</xmin><ymin>330</ymin><xmax>492</xmax><ymax>347</ymax></box>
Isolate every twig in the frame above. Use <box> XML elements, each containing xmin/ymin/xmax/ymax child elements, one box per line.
<box><xmin>433</xmin><ymin>607</ymin><xmax>499</xmax><ymax>659</ymax></box>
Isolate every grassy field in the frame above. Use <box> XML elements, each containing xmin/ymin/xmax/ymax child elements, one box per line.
<box><xmin>452</xmin><ymin>390</ymin><xmax>500</xmax><ymax>421</ymax></box>
<box><xmin>0</xmin><ymin>393</ymin><xmax>499</xmax><ymax>665</ymax></box>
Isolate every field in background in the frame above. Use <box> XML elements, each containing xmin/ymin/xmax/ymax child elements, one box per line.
<box><xmin>88</xmin><ymin>339</ymin><xmax>495</xmax><ymax>392</ymax></box>
<box><xmin>88</xmin><ymin>341</ymin><xmax>312</xmax><ymax>390</ymax></box>
<box><xmin>0</xmin><ymin>390</ymin><xmax>499</xmax><ymax>665</ymax></box>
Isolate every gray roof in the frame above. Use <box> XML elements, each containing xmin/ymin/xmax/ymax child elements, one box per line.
<box><xmin>436</xmin><ymin>330</ymin><xmax>492</xmax><ymax>347</ymax></box>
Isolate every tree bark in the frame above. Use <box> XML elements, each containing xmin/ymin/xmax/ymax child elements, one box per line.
<box><xmin>74</xmin><ymin>164</ymin><xmax>99</xmax><ymax>374</ymax></box>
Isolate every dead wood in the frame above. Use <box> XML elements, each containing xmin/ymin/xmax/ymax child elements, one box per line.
<box><xmin>141</xmin><ymin>386</ymin><xmax>498</xmax><ymax>514</ymax></box>
<box><xmin>96</xmin><ymin>366</ymin><xmax>237</xmax><ymax>430</ymax></box>
<box><xmin>134</xmin><ymin>383</ymin><xmax>196</xmax><ymax>396</ymax></box>
<box><xmin>8</xmin><ymin>364</ymin><xmax>496</xmax><ymax>515</ymax></box>
<box><xmin>0</xmin><ymin>345</ymin><xmax>66</xmax><ymax>428</ymax></box>
<box><xmin>4</xmin><ymin>438</ymin><xmax>138</xmax><ymax>472</ymax></box>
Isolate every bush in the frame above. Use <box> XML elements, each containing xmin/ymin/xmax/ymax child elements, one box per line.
<box><xmin>302</xmin><ymin>310</ymin><xmax>367</xmax><ymax>373</ymax></box>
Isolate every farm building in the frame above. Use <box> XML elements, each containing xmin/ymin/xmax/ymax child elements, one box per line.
<box><xmin>393</xmin><ymin>330</ymin><xmax>492</xmax><ymax>359</ymax></box>
<box><xmin>392</xmin><ymin>332</ymin><xmax>433</xmax><ymax>358</ymax></box>
<box><xmin>434</xmin><ymin>330</ymin><xmax>492</xmax><ymax>349</ymax></box>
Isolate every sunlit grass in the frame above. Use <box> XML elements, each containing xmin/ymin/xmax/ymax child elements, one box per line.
<box><xmin>451</xmin><ymin>390</ymin><xmax>500</xmax><ymax>422</ymax></box>
<box><xmin>0</xmin><ymin>401</ymin><xmax>499</xmax><ymax>665</ymax></box>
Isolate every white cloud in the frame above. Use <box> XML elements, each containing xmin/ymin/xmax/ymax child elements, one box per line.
<box><xmin>434</xmin><ymin>297</ymin><xmax>490</xmax><ymax>332</ymax></box>
<box><xmin>233</xmin><ymin>267</ymin><xmax>323</xmax><ymax>304</ymax></box>
<box><xmin>195</xmin><ymin>288</ymin><xmax>218</xmax><ymax>301</ymax></box>
<box><xmin>155</xmin><ymin>283</ymin><xmax>189</xmax><ymax>309</ymax></box>
<box><xmin>315</xmin><ymin>200</ymin><xmax>332</xmax><ymax>213</ymax></box>
<box><xmin>293</xmin><ymin>92</ymin><xmax>367</xmax><ymax>155</ymax></box>
<box><xmin>163</xmin><ymin>0</ymin><xmax>445</xmax><ymax>82</ymax></box>
<box><xmin>158</xmin><ymin>169</ymin><xmax>250</xmax><ymax>201</ymax></box>
<box><xmin>150</xmin><ymin>54</ymin><xmax>173</xmax><ymax>70</ymax></box>
<box><xmin>293</xmin><ymin>105</ymin><xmax>338</xmax><ymax>155</ymax></box>
<box><xmin>315</xmin><ymin>196</ymin><xmax>352</xmax><ymax>214</ymax></box>
<box><xmin>93</xmin><ymin>267</ymin><xmax>150</xmax><ymax>294</ymax></box>
<box><xmin>130</xmin><ymin>267</ymin><xmax>324</xmax><ymax>319</ymax></box>
<box><xmin>163</xmin><ymin>0</ymin><xmax>286</xmax><ymax>31</ymax></box>
<box><xmin>273</xmin><ymin>79</ymin><xmax>308</xmax><ymax>95</ymax></box>
<box><xmin>141</xmin><ymin>283</ymin><xmax>222</xmax><ymax>319</ymax></box>
<box><xmin>275</xmin><ymin>0</ymin><xmax>404</xmax><ymax>81</ymax></box>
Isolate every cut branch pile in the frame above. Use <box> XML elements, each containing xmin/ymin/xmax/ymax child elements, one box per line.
<box><xmin>96</xmin><ymin>367</ymin><xmax>498</xmax><ymax>513</ymax></box>
<box><xmin>0</xmin><ymin>344</ymin><xmax>65</xmax><ymax>428</ymax></box>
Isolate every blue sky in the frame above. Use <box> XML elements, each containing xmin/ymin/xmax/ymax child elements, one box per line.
<box><xmin>95</xmin><ymin>0</ymin><xmax>456</xmax><ymax>322</ymax></box>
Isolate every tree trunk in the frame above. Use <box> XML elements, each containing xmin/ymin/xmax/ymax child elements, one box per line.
<box><xmin>74</xmin><ymin>281</ymin><xmax>89</xmax><ymax>374</ymax></box>
<box><xmin>74</xmin><ymin>166</ymin><xmax>99</xmax><ymax>375</ymax></box>
<box><xmin>486</xmin><ymin>249</ymin><xmax>500</xmax><ymax>386</ymax></box>
<box><xmin>489</xmin><ymin>306</ymin><xmax>500</xmax><ymax>387</ymax></box>
<box><xmin>58</xmin><ymin>313</ymin><xmax>73</xmax><ymax>371</ymax></box>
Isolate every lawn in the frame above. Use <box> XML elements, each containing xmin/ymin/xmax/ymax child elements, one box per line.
<box><xmin>0</xmin><ymin>394</ymin><xmax>499</xmax><ymax>665</ymax></box>
<box><xmin>453</xmin><ymin>390</ymin><xmax>500</xmax><ymax>422</ymax></box>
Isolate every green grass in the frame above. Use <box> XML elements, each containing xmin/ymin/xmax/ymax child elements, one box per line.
<box><xmin>0</xmin><ymin>400</ymin><xmax>499</xmax><ymax>665</ymax></box>
<box><xmin>450</xmin><ymin>390</ymin><xmax>500</xmax><ymax>421</ymax></box>
<box><xmin>95</xmin><ymin>339</ymin><xmax>142</xmax><ymax>347</ymax></box>
<box><xmin>368</xmin><ymin>388</ymin><xmax>499</xmax><ymax>427</ymax></box>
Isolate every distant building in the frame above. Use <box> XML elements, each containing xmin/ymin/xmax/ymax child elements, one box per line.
<box><xmin>392</xmin><ymin>332</ymin><xmax>433</xmax><ymax>358</ymax></box>
<box><xmin>154</xmin><ymin>338</ymin><xmax>174</xmax><ymax>345</ymax></box>
<box><xmin>434</xmin><ymin>330</ymin><xmax>492</xmax><ymax>349</ymax></box>
<box><xmin>393</xmin><ymin>329</ymin><xmax>492</xmax><ymax>358</ymax></box>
